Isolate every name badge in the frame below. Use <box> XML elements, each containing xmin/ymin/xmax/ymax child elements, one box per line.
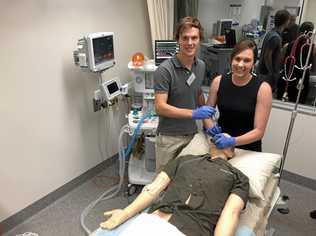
<box><xmin>186</xmin><ymin>73</ymin><xmax>196</xmax><ymax>86</ymax></box>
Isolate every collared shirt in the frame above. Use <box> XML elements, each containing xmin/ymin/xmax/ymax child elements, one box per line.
<box><xmin>154</xmin><ymin>55</ymin><xmax>206</xmax><ymax>135</ymax></box>
<box><xmin>148</xmin><ymin>154</ymin><xmax>249</xmax><ymax>236</ymax></box>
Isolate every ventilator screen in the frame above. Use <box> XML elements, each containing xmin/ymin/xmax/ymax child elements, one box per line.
<box><xmin>107</xmin><ymin>81</ymin><xmax>119</xmax><ymax>95</ymax></box>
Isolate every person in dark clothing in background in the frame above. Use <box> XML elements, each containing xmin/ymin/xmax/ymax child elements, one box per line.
<box><xmin>282</xmin><ymin>15</ymin><xmax>299</xmax><ymax>46</ymax></box>
<box><xmin>257</xmin><ymin>9</ymin><xmax>290</xmax><ymax>91</ymax></box>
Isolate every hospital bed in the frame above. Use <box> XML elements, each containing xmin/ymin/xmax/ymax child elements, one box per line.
<box><xmin>90</xmin><ymin>132</ymin><xmax>281</xmax><ymax>236</ymax></box>
<box><xmin>236</xmin><ymin>173</ymin><xmax>280</xmax><ymax>236</ymax></box>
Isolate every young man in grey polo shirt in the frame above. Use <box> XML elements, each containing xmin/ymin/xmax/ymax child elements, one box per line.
<box><xmin>154</xmin><ymin>17</ymin><xmax>215</xmax><ymax>171</ymax></box>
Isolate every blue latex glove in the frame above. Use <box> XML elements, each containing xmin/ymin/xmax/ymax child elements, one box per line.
<box><xmin>205</xmin><ymin>124</ymin><xmax>222</xmax><ymax>137</ymax></box>
<box><xmin>214</xmin><ymin>133</ymin><xmax>236</xmax><ymax>149</ymax></box>
<box><xmin>192</xmin><ymin>106</ymin><xmax>216</xmax><ymax>120</ymax></box>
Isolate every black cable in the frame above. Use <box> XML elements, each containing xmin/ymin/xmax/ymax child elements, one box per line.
<box><xmin>310</xmin><ymin>209</ymin><xmax>316</xmax><ymax>219</ymax></box>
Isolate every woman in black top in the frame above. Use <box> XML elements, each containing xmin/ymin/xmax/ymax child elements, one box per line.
<box><xmin>204</xmin><ymin>39</ymin><xmax>272</xmax><ymax>151</ymax></box>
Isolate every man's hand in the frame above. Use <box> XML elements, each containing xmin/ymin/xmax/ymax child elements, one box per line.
<box><xmin>192</xmin><ymin>106</ymin><xmax>216</xmax><ymax>120</ymax></box>
<box><xmin>100</xmin><ymin>209</ymin><xmax>129</xmax><ymax>230</ymax></box>
<box><xmin>214</xmin><ymin>133</ymin><xmax>236</xmax><ymax>149</ymax></box>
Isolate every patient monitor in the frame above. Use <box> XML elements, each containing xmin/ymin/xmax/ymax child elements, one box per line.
<box><xmin>100</xmin><ymin>78</ymin><xmax>121</xmax><ymax>102</ymax></box>
<box><xmin>73</xmin><ymin>32</ymin><xmax>122</xmax><ymax>106</ymax></box>
<box><xmin>74</xmin><ymin>32</ymin><xmax>115</xmax><ymax>72</ymax></box>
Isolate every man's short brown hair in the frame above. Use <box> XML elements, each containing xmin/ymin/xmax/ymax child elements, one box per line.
<box><xmin>174</xmin><ymin>16</ymin><xmax>204</xmax><ymax>41</ymax></box>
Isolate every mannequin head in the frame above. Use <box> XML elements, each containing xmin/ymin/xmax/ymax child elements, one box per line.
<box><xmin>209</xmin><ymin>134</ymin><xmax>235</xmax><ymax>160</ymax></box>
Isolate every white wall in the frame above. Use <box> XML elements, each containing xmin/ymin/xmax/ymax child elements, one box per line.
<box><xmin>303</xmin><ymin>0</ymin><xmax>316</xmax><ymax>24</ymax></box>
<box><xmin>263</xmin><ymin>107</ymin><xmax>316</xmax><ymax>180</ymax></box>
<box><xmin>198</xmin><ymin>0</ymin><xmax>228</xmax><ymax>39</ymax></box>
<box><xmin>272</xmin><ymin>0</ymin><xmax>301</xmax><ymax>10</ymax></box>
<box><xmin>0</xmin><ymin>0</ymin><xmax>151</xmax><ymax>221</ymax></box>
<box><xmin>198</xmin><ymin>0</ymin><xmax>266</xmax><ymax>40</ymax></box>
<box><xmin>238</xmin><ymin>0</ymin><xmax>265</xmax><ymax>25</ymax></box>
<box><xmin>198</xmin><ymin>0</ymin><xmax>308</xmax><ymax>35</ymax></box>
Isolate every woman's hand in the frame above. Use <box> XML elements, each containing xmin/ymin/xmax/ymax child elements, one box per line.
<box><xmin>100</xmin><ymin>209</ymin><xmax>129</xmax><ymax>230</ymax></box>
<box><xmin>214</xmin><ymin>133</ymin><xmax>236</xmax><ymax>149</ymax></box>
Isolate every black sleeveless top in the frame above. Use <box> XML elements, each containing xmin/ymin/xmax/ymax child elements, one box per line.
<box><xmin>217</xmin><ymin>73</ymin><xmax>263</xmax><ymax>152</ymax></box>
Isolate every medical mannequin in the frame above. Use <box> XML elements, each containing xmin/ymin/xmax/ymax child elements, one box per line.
<box><xmin>100</xmin><ymin>138</ymin><xmax>249</xmax><ymax>236</ymax></box>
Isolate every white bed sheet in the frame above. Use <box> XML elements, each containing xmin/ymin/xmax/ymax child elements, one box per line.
<box><xmin>237</xmin><ymin>174</ymin><xmax>280</xmax><ymax>236</ymax></box>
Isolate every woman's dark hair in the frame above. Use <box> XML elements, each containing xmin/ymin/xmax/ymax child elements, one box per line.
<box><xmin>174</xmin><ymin>16</ymin><xmax>204</xmax><ymax>41</ymax></box>
<box><xmin>230</xmin><ymin>39</ymin><xmax>258</xmax><ymax>63</ymax></box>
<box><xmin>299</xmin><ymin>21</ymin><xmax>314</xmax><ymax>33</ymax></box>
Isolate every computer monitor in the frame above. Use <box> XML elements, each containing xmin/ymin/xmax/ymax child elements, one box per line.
<box><xmin>86</xmin><ymin>32</ymin><xmax>115</xmax><ymax>72</ymax></box>
<box><xmin>217</xmin><ymin>19</ymin><xmax>233</xmax><ymax>36</ymax></box>
<box><xmin>155</xmin><ymin>40</ymin><xmax>179</xmax><ymax>66</ymax></box>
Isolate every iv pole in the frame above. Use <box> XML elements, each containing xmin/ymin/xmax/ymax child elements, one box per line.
<box><xmin>279</xmin><ymin>29</ymin><xmax>316</xmax><ymax>183</ymax></box>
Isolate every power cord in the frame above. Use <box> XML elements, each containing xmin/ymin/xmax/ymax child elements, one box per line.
<box><xmin>80</xmin><ymin>113</ymin><xmax>150</xmax><ymax>235</ymax></box>
<box><xmin>310</xmin><ymin>209</ymin><xmax>316</xmax><ymax>219</ymax></box>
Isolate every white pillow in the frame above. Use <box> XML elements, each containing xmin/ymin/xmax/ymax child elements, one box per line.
<box><xmin>178</xmin><ymin>132</ymin><xmax>210</xmax><ymax>157</ymax></box>
<box><xmin>229</xmin><ymin>149</ymin><xmax>281</xmax><ymax>200</ymax></box>
<box><xmin>178</xmin><ymin>132</ymin><xmax>281</xmax><ymax>200</ymax></box>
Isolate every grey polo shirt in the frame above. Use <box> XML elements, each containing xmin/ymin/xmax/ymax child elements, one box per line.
<box><xmin>148</xmin><ymin>154</ymin><xmax>249</xmax><ymax>236</ymax></box>
<box><xmin>154</xmin><ymin>55</ymin><xmax>206</xmax><ymax>135</ymax></box>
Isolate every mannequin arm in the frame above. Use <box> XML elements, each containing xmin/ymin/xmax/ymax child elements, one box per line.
<box><xmin>198</xmin><ymin>87</ymin><xmax>206</xmax><ymax>106</ymax></box>
<box><xmin>100</xmin><ymin>172</ymin><xmax>171</xmax><ymax>229</ymax></box>
<box><xmin>204</xmin><ymin>75</ymin><xmax>221</xmax><ymax>129</ymax></box>
<box><xmin>214</xmin><ymin>193</ymin><xmax>245</xmax><ymax>236</ymax></box>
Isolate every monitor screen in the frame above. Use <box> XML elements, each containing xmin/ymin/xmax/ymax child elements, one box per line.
<box><xmin>86</xmin><ymin>32</ymin><xmax>115</xmax><ymax>72</ymax></box>
<box><xmin>155</xmin><ymin>40</ymin><xmax>179</xmax><ymax>66</ymax></box>
<box><xmin>107</xmin><ymin>81</ymin><xmax>119</xmax><ymax>95</ymax></box>
<box><xmin>219</xmin><ymin>20</ymin><xmax>233</xmax><ymax>35</ymax></box>
<box><xmin>225</xmin><ymin>29</ymin><xmax>236</xmax><ymax>48</ymax></box>
<box><xmin>93</xmin><ymin>36</ymin><xmax>114</xmax><ymax>66</ymax></box>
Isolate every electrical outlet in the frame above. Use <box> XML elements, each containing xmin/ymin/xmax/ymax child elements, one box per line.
<box><xmin>93</xmin><ymin>89</ymin><xmax>103</xmax><ymax>112</ymax></box>
<box><xmin>94</xmin><ymin>89</ymin><xmax>102</xmax><ymax>100</ymax></box>
<box><xmin>93</xmin><ymin>98</ymin><xmax>102</xmax><ymax>112</ymax></box>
